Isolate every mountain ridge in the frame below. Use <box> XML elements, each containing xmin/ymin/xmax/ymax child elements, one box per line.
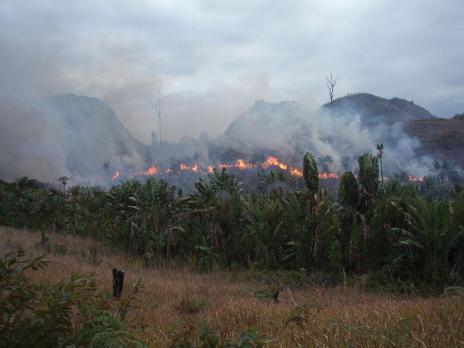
<box><xmin>1</xmin><ymin>92</ymin><xmax>462</xmax><ymax>182</ymax></box>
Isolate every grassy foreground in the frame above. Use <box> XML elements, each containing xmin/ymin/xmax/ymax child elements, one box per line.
<box><xmin>1</xmin><ymin>226</ymin><xmax>463</xmax><ymax>347</ymax></box>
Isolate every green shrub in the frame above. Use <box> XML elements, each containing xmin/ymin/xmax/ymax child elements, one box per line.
<box><xmin>0</xmin><ymin>247</ymin><xmax>145</xmax><ymax>348</ymax></box>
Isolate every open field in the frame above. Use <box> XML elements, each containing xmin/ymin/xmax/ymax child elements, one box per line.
<box><xmin>2</xmin><ymin>226</ymin><xmax>463</xmax><ymax>347</ymax></box>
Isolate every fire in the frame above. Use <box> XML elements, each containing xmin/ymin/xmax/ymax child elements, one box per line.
<box><xmin>290</xmin><ymin>168</ymin><xmax>302</xmax><ymax>177</ymax></box>
<box><xmin>235</xmin><ymin>159</ymin><xmax>255</xmax><ymax>170</ymax></box>
<box><xmin>111</xmin><ymin>170</ymin><xmax>120</xmax><ymax>181</ymax></box>
<box><xmin>135</xmin><ymin>163</ymin><xmax>158</xmax><ymax>177</ymax></box>
<box><xmin>112</xmin><ymin>158</ymin><xmax>427</xmax><ymax>185</ymax></box>
<box><xmin>145</xmin><ymin>164</ymin><xmax>158</xmax><ymax>176</ymax></box>
<box><xmin>117</xmin><ymin>156</ymin><xmax>340</xmax><ymax>181</ymax></box>
<box><xmin>262</xmin><ymin>156</ymin><xmax>288</xmax><ymax>170</ymax></box>
<box><xmin>179</xmin><ymin>163</ymin><xmax>200</xmax><ymax>172</ymax></box>
<box><xmin>319</xmin><ymin>172</ymin><xmax>338</xmax><ymax>179</ymax></box>
<box><xmin>408</xmin><ymin>175</ymin><xmax>425</xmax><ymax>182</ymax></box>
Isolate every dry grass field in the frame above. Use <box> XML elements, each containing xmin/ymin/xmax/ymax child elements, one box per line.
<box><xmin>1</xmin><ymin>226</ymin><xmax>463</xmax><ymax>347</ymax></box>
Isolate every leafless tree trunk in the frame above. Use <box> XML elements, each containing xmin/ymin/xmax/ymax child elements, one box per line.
<box><xmin>377</xmin><ymin>143</ymin><xmax>384</xmax><ymax>184</ymax></box>
<box><xmin>151</xmin><ymin>93</ymin><xmax>165</xmax><ymax>142</ymax></box>
<box><xmin>326</xmin><ymin>73</ymin><xmax>338</xmax><ymax>103</ymax></box>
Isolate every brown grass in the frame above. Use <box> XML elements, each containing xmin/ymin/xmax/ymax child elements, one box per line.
<box><xmin>1</xmin><ymin>226</ymin><xmax>463</xmax><ymax>347</ymax></box>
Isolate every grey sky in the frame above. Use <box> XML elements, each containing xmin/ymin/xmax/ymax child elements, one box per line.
<box><xmin>1</xmin><ymin>0</ymin><xmax>463</xmax><ymax>142</ymax></box>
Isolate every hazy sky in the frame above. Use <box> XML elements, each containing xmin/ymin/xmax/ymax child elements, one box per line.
<box><xmin>1</xmin><ymin>0</ymin><xmax>463</xmax><ymax>142</ymax></box>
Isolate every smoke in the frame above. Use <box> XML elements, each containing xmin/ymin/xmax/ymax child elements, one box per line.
<box><xmin>1</xmin><ymin>1</ymin><xmax>461</xmax><ymax>184</ymax></box>
<box><xmin>211</xmin><ymin>99</ymin><xmax>434</xmax><ymax>176</ymax></box>
<box><xmin>0</xmin><ymin>88</ymin><xmax>449</xmax><ymax>187</ymax></box>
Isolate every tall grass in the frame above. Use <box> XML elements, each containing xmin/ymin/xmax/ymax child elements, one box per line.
<box><xmin>1</xmin><ymin>226</ymin><xmax>463</xmax><ymax>347</ymax></box>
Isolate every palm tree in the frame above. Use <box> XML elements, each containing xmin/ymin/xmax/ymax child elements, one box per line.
<box><xmin>106</xmin><ymin>181</ymin><xmax>140</xmax><ymax>254</ymax></box>
<box><xmin>358</xmin><ymin>154</ymin><xmax>379</xmax><ymax>200</ymax></box>
<box><xmin>303</xmin><ymin>152</ymin><xmax>319</xmax><ymax>197</ymax></box>
<box><xmin>191</xmin><ymin>168</ymin><xmax>244</xmax><ymax>264</ymax></box>
<box><xmin>398</xmin><ymin>197</ymin><xmax>462</xmax><ymax>284</ymax></box>
<box><xmin>338</xmin><ymin>171</ymin><xmax>359</xmax><ymax>271</ymax></box>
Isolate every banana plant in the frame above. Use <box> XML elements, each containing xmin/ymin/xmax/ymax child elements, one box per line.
<box><xmin>396</xmin><ymin>197</ymin><xmax>462</xmax><ymax>284</ymax></box>
<box><xmin>106</xmin><ymin>181</ymin><xmax>140</xmax><ymax>253</ymax></box>
<box><xmin>243</xmin><ymin>194</ymin><xmax>285</xmax><ymax>267</ymax></box>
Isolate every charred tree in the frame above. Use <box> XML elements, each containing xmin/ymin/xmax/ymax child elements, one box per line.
<box><xmin>151</xmin><ymin>93</ymin><xmax>165</xmax><ymax>143</ymax></box>
<box><xmin>112</xmin><ymin>268</ymin><xmax>125</xmax><ymax>297</ymax></box>
<box><xmin>326</xmin><ymin>73</ymin><xmax>338</xmax><ymax>103</ymax></box>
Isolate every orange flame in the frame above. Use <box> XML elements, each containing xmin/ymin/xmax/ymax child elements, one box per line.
<box><xmin>134</xmin><ymin>163</ymin><xmax>158</xmax><ymax>177</ymax></box>
<box><xmin>145</xmin><ymin>164</ymin><xmax>158</xmax><ymax>176</ymax></box>
<box><xmin>262</xmin><ymin>156</ymin><xmax>288</xmax><ymax>170</ymax></box>
<box><xmin>408</xmin><ymin>175</ymin><xmax>425</xmax><ymax>182</ymax></box>
<box><xmin>118</xmin><ymin>156</ymin><xmax>340</xmax><ymax>181</ymax></box>
<box><xmin>180</xmin><ymin>163</ymin><xmax>200</xmax><ymax>172</ymax></box>
<box><xmin>111</xmin><ymin>170</ymin><xmax>120</xmax><ymax>181</ymax></box>
<box><xmin>319</xmin><ymin>172</ymin><xmax>338</xmax><ymax>179</ymax></box>
<box><xmin>290</xmin><ymin>168</ymin><xmax>302</xmax><ymax>177</ymax></box>
<box><xmin>235</xmin><ymin>159</ymin><xmax>255</xmax><ymax>170</ymax></box>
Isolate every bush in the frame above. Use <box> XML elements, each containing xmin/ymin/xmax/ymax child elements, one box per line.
<box><xmin>0</xmin><ymin>247</ymin><xmax>145</xmax><ymax>348</ymax></box>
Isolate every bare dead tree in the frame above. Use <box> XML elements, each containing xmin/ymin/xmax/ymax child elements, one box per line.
<box><xmin>57</xmin><ymin>176</ymin><xmax>69</xmax><ymax>195</ymax></box>
<box><xmin>377</xmin><ymin>143</ymin><xmax>384</xmax><ymax>184</ymax></box>
<box><xmin>326</xmin><ymin>73</ymin><xmax>339</xmax><ymax>103</ymax></box>
<box><xmin>151</xmin><ymin>93</ymin><xmax>165</xmax><ymax>143</ymax></box>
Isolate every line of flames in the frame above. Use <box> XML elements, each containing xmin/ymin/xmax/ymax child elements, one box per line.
<box><xmin>111</xmin><ymin>156</ymin><xmax>338</xmax><ymax>181</ymax></box>
<box><xmin>111</xmin><ymin>155</ymin><xmax>423</xmax><ymax>182</ymax></box>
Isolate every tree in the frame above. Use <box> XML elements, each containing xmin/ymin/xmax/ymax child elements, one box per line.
<box><xmin>398</xmin><ymin>198</ymin><xmax>462</xmax><ymax>284</ymax></box>
<box><xmin>357</xmin><ymin>154</ymin><xmax>379</xmax><ymax>267</ymax></box>
<box><xmin>358</xmin><ymin>154</ymin><xmax>379</xmax><ymax>199</ymax></box>
<box><xmin>303</xmin><ymin>153</ymin><xmax>319</xmax><ymax>197</ymax></box>
<box><xmin>58</xmin><ymin>176</ymin><xmax>69</xmax><ymax>195</ymax></box>
<box><xmin>151</xmin><ymin>93</ymin><xmax>165</xmax><ymax>143</ymax></box>
<box><xmin>377</xmin><ymin>144</ymin><xmax>384</xmax><ymax>184</ymax></box>
<box><xmin>326</xmin><ymin>73</ymin><xmax>338</xmax><ymax>103</ymax></box>
<box><xmin>338</xmin><ymin>171</ymin><xmax>359</xmax><ymax>271</ymax></box>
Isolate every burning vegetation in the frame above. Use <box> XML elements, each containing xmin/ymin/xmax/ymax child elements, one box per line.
<box><xmin>111</xmin><ymin>154</ymin><xmax>425</xmax><ymax>186</ymax></box>
<box><xmin>112</xmin><ymin>155</ymin><xmax>339</xmax><ymax>182</ymax></box>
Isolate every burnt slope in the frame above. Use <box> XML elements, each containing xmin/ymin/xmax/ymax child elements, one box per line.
<box><xmin>406</xmin><ymin>117</ymin><xmax>464</xmax><ymax>168</ymax></box>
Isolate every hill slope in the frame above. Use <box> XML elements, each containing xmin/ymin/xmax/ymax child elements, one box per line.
<box><xmin>406</xmin><ymin>117</ymin><xmax>464</xmax><ymax>167</ymax></box>
<box><xmin>322</xmin><ymin>93</ymin><xmax>436</xmax><ymax>125</ymax></box>
<box><xmin>222</xmin><ymin>93</ymin><xmax>464</xmax><ymax>172</ymax></box>
<box><xmin>223</xmin><ymin>100</ymin><xmax>306</xmax><ymax>152</ymax></box>
<box><xmin>0</xmin><ymin>94</ymin><xmax>149</xmax><ymax>182</ymax></box>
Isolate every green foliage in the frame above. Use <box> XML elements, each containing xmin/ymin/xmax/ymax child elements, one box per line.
<box><xmin>338</xmin><ymin>171</ymin><xmax>359</xmax><ymax>271</ymax></box>
<box><xmin>396</xmin><ymin>197</ymin><xmax>463</xmax><ymax>285</ymax></box>
<box><xmin>302</xmin><ymin>152</ymin><xmax>319</xmax><ymax>195</ymax></box>
<box><xmin>339</xmin><ymin>171</ymin><xmax>359</xmax><ymax>208</ymax></box>
<box><xmin>76</xmin><ymin>308</ymin><xmax>145</xmax><ymax>348</ymax></box>
<box><xmin>1</xmin><ymin>151</ymin><xmax>463</xmax><ymax>290</ymax></box>
<box><xmin>0</xmin><ymin>247</ymin><xmax>145</xmax><ymax>348</ymax></box>
<box><xmin>358</xmin><ymin>153</ymin><xmax>379</xmax><ymax>199</ymax></box>
<box><xmin>169</xmin><ymin>320</ymin><xmax>271</xmax><ymax>348</ymax></box>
